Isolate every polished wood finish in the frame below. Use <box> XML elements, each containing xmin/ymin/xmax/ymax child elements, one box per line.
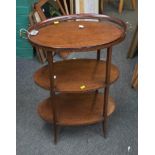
<box><xmin>103</xmin><ymin>47</ymin><xmax>112</xmax><ymax>138</ymax></box>
<box><xmin>34</xmin><ymin>59</ymin><xmax>119</xmax><ymax>92</ymax></box>
<box><xmin>31</xmin><ymin>21</ymin><xmax>121</xmax><ymax>50</ymax></box>
<box><xmin>28</xmin><ymin>14</ymin><xmax>126</xmax><ymax>51</ymax></box>
<box><xmin>27</xmin><ymin>14</ymin><xmax>126</xmax><ymax>143</ymax></box>
<box><xmin>38</xmin><ymin>93</ymin><xmax>116</xmax><ymax>126</ymax></box>
<box><xmin>29</xmin><ymin>21</ymin><xmax>122</xmax><ymax>49</ymax></box>
<box><xmin>47</xmin><ymin>52</ymin><xmax>58</xmax><ymax>144</ymax></box>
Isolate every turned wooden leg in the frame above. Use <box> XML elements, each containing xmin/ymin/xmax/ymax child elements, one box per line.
<box><xmin>118</xmin><ymin>0</ymin><xmax>124</xmax><ymax>14</ymax></box>
<box><xmin>131</xmin><ymin>0</ymin><xmax>136</xmax><ymax>10</ymax></box>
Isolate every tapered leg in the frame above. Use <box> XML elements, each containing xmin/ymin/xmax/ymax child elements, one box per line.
<box><xmin>47</xmin><ymin>51</ymin><xmax>59</xmax><ymax>144</ymax></box>
<box><xmin>103</xmin><ymin>86</ymin><xmax>109</xmax><ymax>138</ymax></box>
<box><xmin>53</xmin><ymin>123</ymin><xmax>58</xmax><ymax>144</ymax></box>
<box><xmin>52</xmin><ymin>100</ymin><xmax>58</xmax><ymax>144</ymax></box>
<box><xmin>92</xmin><ymin>50</ymin><xmax>100</xmax><ymax>109</ymax></box>
<box><xmin>102</xmin><ymin>47</ymin><xmax>112</xmax><ymax>138</ymax></box>
<box><xmin>93</xmin><ymin>49</ymin><xmax>100</xmax><ymax>108</ymax></box>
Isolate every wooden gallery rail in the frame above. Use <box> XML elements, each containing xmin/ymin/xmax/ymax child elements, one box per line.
<box><xmin>27</xmin><ymin>14</ymin><xmax>126</xmax><ymax>144</ymax></box>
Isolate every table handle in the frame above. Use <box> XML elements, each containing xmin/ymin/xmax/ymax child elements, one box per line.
<box><xmin>19</xmin><ymin>28</ymin><xmax>28</xmax><ymax>39</ymax></box>
<box><xmin>20</xmin><ymin>28</ymin><xmax>39</xmax><ymax>39</ymax></box>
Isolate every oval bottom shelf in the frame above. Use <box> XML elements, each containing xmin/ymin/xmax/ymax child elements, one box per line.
<box><xmin>38</xmin><ymin>93</ymin><xmax>116</xmax><ymax>126</ymax></box>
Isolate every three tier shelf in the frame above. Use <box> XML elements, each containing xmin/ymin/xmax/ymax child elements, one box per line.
<box><xmin>28</xmin><ymin>14</ymin><xmax>126</xmax><ymax>144</ymax></box>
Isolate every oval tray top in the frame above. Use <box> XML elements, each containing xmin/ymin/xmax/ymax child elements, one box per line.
<box><xmin>28</xmin><ymin>14</ymin><xmax>126</xmax><ymax>51</ymax></box>
<box><xmin>34</xmin><ymin>59</ymin><xmax>119</xmax><ymax>92</ymax></box>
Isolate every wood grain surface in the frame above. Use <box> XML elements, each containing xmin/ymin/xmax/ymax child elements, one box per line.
<box><xmin>37</xmin><ymin>93</ymin><xmax>116</xmax><ymax>126</ymax></box>
<box><xmin>30</xmin><ymin>21</ymin><xmax>122</xmax><ymax>49</ymax></box>
<box><xmin>34</xmin><ymin>59</ymin><xmax>119</xmax><ymax>92</ymax></box>
<box><xmin>28</xmin><ymin>14</ymin><xmax>126</xmax><ymax>51</ymax></box>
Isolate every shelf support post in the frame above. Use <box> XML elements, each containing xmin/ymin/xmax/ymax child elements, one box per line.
<box><xmin>97</xmin><ymin>49</ymin><xmax>101</xmax><ymax>60</ymax></box>
<box><xmin>103</xmin><ymin>46</ymin><xmax>112</xmax><ymax>138</ymax></box>
<box><xmin>96</xmin><ymin>49</ymin><xmax>101</xmax><ymax>94</ymax></box>
<box><xmin>47</xmin><ymin>51</ymin><xmax>58</xmax><ymax>144</ymax></box>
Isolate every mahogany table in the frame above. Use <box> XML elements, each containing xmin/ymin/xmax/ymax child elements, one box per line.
<box><xmin>27</xmin><ymin>14</ymin><xmax>126</xmax><ymax>144</ymax></box>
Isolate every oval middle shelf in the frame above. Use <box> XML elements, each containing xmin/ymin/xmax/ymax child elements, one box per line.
<box><xmin>34</xmin><ymin>59</ymin><xmax>119</xmax><ymax>92</ymax></box>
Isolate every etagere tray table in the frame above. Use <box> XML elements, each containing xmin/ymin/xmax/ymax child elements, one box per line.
<box><xmin>27</xmin><ymin>14</ymin><xmax>126</xmax><ymax>144</ymax></box>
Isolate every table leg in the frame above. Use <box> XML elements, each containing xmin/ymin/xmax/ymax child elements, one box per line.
<box><xmin>97</xmin><ymin>49</ymin><xmax>101</xmax><ymax>60</ymax></box>
<box><xmin>53</xmin><ymin>123</ymin><xmax>59</xmax><ymax>144</ymax></box>
<box><xmin>47</xmin><ymin>51</ymin><xmax>59</xmax><ymax>144</ymax></box>
<box><xmin>95</xmin><ymin>49</ymin><xmax>101</xmax><ymax>96</ymax></box>
<box><xmin>103</xmin><ymin>47</ymin><xmax>112</xmax><ymax>138</ymax></box>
